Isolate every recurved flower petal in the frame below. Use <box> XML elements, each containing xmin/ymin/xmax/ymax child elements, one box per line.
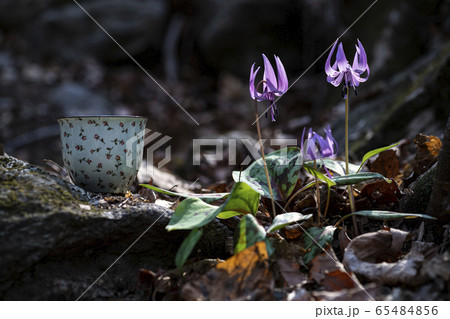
<box><xmin>249</xmin><ymin>63</ymin><xmax>261</xmax><ymax>100</ymax></box>
<box><xmin>262</xmin><ymin>54</ymin><xmax>278</xmax><ymax>93</ymax></box>
<box><xmin>325</xmin><ymin>41</ymin><xmax>340</xmax><ymax>78</ymax></box>
<box><xmin>275</xmin><ymin>55</ymin><xmax>288</xmax><ymax>93</ymax></box>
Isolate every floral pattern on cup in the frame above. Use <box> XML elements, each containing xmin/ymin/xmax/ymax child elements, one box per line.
<box><xmin>58</xmin><ymin>116</ymin><xmax>147</xmax><ymax>194</ymax></box>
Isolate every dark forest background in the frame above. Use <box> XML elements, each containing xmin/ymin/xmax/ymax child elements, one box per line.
<box><xmin>0</xmin><ymin>0</ymin><xmax>449</xmax><ymax>184</ymax></box>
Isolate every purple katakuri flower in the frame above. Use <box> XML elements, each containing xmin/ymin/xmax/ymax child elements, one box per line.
<box><xmin>249</xmin><ymin>54</ymin><xmax>288</xmax><ymax>121</ymax></box>
<box><xmin>325</xmin><ymin>39</ymin><xmax>370</xmax><ymax>96</ymax></box>
<box><xmin>301</xmin><ymin>125</ymin><xmax>338</xmax><ymax>162</ymax></box>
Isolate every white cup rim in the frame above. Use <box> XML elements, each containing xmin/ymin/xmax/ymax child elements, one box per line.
<box><xmin>58</xmin><ymin>115</ymin><xmax>147</xmax><ymax>120</ymax></box>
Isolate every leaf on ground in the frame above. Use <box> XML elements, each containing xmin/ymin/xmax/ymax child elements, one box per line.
<box><xmin>343</xmin><ymin>228</ymin><xmax>432</xmax><ymax>285</ymax></box>
<box><xmin>234</xmin><ymin>214</ymin><xmax>266</xmax><ymax>254</ymax></box>
<box><xmin>287</xmin><ymin>287</ymin><xmax>314</xmax><ymax>301</ymax></box>
<box><xmin>166</xmin><ymin>182</ymin><xmax>260</xmax><ymax>231</ymax></box>
<box><xmin>309</xmin><ymin>246</ymin><xmax>360</xmax><ymax>291</ymax></box>
<box><xmin>359</xmin><ymin>179</ymin><xmax>402</xmax><ymax>205</ymax></box>
<box><xmin>175</xmin><ymin>228</ymin><xmax>203</xmax><ymax>271</ymax></box>
<box><xmin>267</xmin><ymin>212</ymin><xmax>312</xmax><ymax>233</ymax></box>
<box><xmin>368</xmin><ymin>149</ymin><xmax>400</xmax><ymax>178</ymax></box>
<box><xmin>302</xmin><ymin>226</ymin><xmax>336</xmax><ymax>265</ymax></box>
<box><xmin>414</xmin><ymin>133</ymin><xmax>442</xmax><ymax>174</ymax></box>
<box><xmin>180</xmin><ymin>241</ymin><xmax>273</xmax><ymax>300</ymax></box>
<box><xmin>345</xmin><ymin>210</ymin><xmax>436</xmax><ymax>221</ymax></box>
<box><xmin>276</xmin><ymin>258</ymin><xmax>308</xmax><ymax>287</ymax></box>
<box><xmin>140</xmin><ymin>183</ymin><xmax>229</xmax><ymax>202</ymax></box>
<box><xmin>312</xmin><ymin>283</ymin><xmax>378</xmax><ymax>301</ymax></box>
<box><xmin>232</xmin><ymin>147</ymin><xmax>303</xmax><ymax>201</ymax></box>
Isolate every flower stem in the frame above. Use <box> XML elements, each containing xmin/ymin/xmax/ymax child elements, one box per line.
<box><xmin>254</xmin><ymin>82</ymin><xmax>276</xmax><ymax>219</ymax></box>
<box><xmin>345</xmin><ymin>87</ymin><xmax>358</xmax><ymax>235</ymax></box>
<box><xmin>314</xmin><ymin>159</ymin><xmax>321</xmax><ymax>224</ymax></box>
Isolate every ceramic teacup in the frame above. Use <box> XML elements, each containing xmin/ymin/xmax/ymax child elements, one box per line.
<box><xmin>58</xmin><ymin>115</ymin><xmax>147</xmax><ymax>193</ymax></box>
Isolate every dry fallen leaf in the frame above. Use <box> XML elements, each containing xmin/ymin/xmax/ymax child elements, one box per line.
<box><xmin>276</xmin><ymin>258</ymin><xmax>307</xmax><ymax>287</ymax></box>
<box><xmin>313</xmin><ymin>283</ymin><xmax>378</xmax><ymax>301</ymax></box>
<box><xmin>368</xmin><ymin>149</ymin><xmax>400</xmax><ymax>178</ymax></box>
<box><xmin>342</xmin><ymin>228</ymin><xmax>434</xmax><ymax>286</ymax></box>
<box><xmin>414</xmin><ymin>133</ymin><xmax>442</xmax><ymax>174</ymax></box>
<box><xmin>359</xmin><ymin>179</ymin><xmax>402</xmax><ymax>206</ymax></box>
<box><xmin>180</xmin><ymin>241</ymin><xmax>273</xmax><ymax>300</ymax></box>
<box><xmin>309</xmin><ymin>246</ymin><xmax>361</xmax><ymax>291</ymax></box>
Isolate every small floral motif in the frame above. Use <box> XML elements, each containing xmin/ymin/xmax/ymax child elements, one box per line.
<box><xmin>87</xmin><ymin>120</ymin><xmax>100</xmax><ymax>126</ymax></box>
<box><xmin>78</xmin><ymin>127</ymin><xmax>86</xmax><ymax>140</ymax></box>
<box><xmin>75</xmin><ymin>145</ymin><xmax>84</xmax><ymax>151</ymax></box>
<box><xmin>103</xmin><ymin>121</ymin><xmax>113</xmax><ymax>130</ymax></box>
<box><xmin>132</xmin><ymin>122</ymin><xmax>136</xmax><ymax>127</ymax></box>
<box><xmin>78</xmin><ymin>158</ymin><xmax>92</xmax><ymax>165</ymax></box>
<box><xmin>94</xmin><ymin>134</ymin><xmax>106</xmax><ymax>144</ymax></box>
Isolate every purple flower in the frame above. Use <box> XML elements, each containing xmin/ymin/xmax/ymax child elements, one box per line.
<box><xmin>249</xmin><ymin>54</ymin><xmax>288</xmax><ymax>121</ymax></box>
<box><xmin>325</xmin><ymin>39</ymin><xmax>369</xmax><ymax>95</ymax></box>
<box><xmin>301</xmin><ymin>125</ymin><xmax>338</xmax><ymax>162</ymax></box>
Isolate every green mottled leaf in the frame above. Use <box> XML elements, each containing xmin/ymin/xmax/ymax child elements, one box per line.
<box><xmin>140</xmin><ymin>183</ymin><xmax>229</xmax><ymax>203</ymax></box>
<box><xmin>166</xmin><ymin>182</ymin><xmax>260</xmax><ymax>231</ymax></box>
<box><xmin>235</xmin><ymin>214</ymin><xmax>266</xmax><ymax>254</ymax></box>
<box><xmin>332</xmin><ymin>172</ymin><xmax>389</xmax><ymax>186</ymax></box>
<box><xmin>300</xmin><ymin>171</ymin><xmax>386</xmax><ymax>194</ymax></box>
<box><xmin>344</xmin><ymin>210</ymin><xmax>437</xmax><ymax>221</ymax></box>
<box><xmin>267</xmin><ymin>212</ymin><xmax>313</xmax><ymax>233</ymax></box>
<box><xmin>358</xmin><ymin>142</ymin><xmax>400</xmax><ymax>172</ymax></box>
<box><xmin>175</xmin><ymin>228</ymin><xmax>203</xmax><ymax>271</ymax></box>
<box><xmin>232</xmin><ymin>147</ymin><xmax>303</xmax><ymax>201</ymax></box>
<box><xmin>302</xmin><ymin>226</ymin><xmax>336</xmax><ymax>265</ymax></box>
<box><xmin>305</xmin><ymin>159</ymin><xmax>359</xmax><ymax>176</ymax></box>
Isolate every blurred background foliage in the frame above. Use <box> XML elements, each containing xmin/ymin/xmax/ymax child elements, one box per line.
<box><xmin>0</xmin><ymin>0</ymin><xmax>448</xmax><ymax>184</ymax></box>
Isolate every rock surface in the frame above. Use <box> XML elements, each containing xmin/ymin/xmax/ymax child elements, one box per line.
<box><xmin>0</xmin><ymin>155</ymin><xmax>232</xmax><ymax>300</ymax></box>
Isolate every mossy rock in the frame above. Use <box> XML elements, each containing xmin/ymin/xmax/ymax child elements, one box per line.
<box><xmin>0</xmin><ymin>155</ymin><xmax>232</xmax><ymax>300</ymax></box>
<box><xmin>0</xmin><ymin>154</ymin><xmax>92</xmax><ymax>221</ymax></box>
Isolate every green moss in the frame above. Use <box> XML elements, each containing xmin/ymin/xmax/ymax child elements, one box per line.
<box><xmin>0</xmin><ymin>155</ymin><xmax>102</xmax><ymax>221</ymax></box>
